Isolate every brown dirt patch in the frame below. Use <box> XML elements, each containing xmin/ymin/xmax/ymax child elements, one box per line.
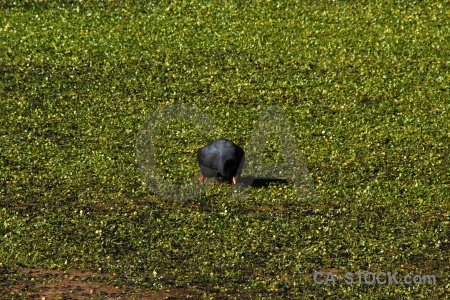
<box><xmin>2</xmin><ymin>267</ymin><xmax>199</xmax><ymax>299</ymax></box>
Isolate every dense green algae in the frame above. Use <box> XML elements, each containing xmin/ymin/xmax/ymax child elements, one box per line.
<box><xmin>1</xmin><ymin>1</ymin><xmax>449</xmax><ymax>298</ymax></box>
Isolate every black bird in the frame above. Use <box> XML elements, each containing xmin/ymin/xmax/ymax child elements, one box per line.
<box><xmin>197</xmin><ymin>138</ymin><xmax>245</xmax><ymax>184</ymax></box>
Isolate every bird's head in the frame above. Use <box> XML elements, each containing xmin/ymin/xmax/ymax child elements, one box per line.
<box><xmin>222</xmin><ymin>159</ymin><xmax>239</xmax><ymax>184</ymax></box>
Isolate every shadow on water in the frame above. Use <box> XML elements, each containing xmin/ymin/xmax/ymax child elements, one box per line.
<box><xmin>235</xmin><ymin>176</ymin><xmax>289</xmax><ymax>188</ymax></box>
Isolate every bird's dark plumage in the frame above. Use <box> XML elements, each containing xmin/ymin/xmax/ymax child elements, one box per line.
<box><xmin>197</xmin><ymin>138</ymin><xmax>245</xmax><ymax>184</ymax></box>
